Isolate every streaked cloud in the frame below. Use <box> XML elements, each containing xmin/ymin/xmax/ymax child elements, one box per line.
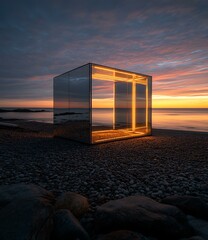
<box><xmin>0</xmin><ymin>0</ymin><xmax>207</xmax><ymax>107</ymax></box>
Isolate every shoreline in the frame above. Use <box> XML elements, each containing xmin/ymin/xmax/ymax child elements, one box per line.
<box><xmin>0</xmin><ymin>119</ymin><xmax>207</xmax><ymax>134</ymax></box>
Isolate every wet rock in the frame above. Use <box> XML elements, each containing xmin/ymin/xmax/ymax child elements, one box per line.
<box><xmin>95</xmin><ymin>195</ymin><xmax>193</xmax><ymax>239</ymax></box>
<box><xmin>162</xmin><ymin>195</ymin><xmax>208</xmax><ymax>220</ymax></box>
<box><xmin>52</xmin><ymin>209</ymin><xmax>90</xmax><ymax>240</ymax></box>
<box><xmin>55</xmin><ymin>192</ymin><xmax>89</xmax><ymax>218</ymax></box>
<box><xmin>0</xmin><ymin>184</ymin><xmax>54</xmax><ymax>240</ymax></box>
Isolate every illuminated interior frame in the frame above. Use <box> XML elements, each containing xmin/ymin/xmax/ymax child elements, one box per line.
<box><xmin>91</xmin><ymin>64</ymin><xmax>152</xmax><ymax>143</ymax></box>
<box><xmin>53</xmin><ymin>63</ymin><xmax>152</xmax><ymax>144</ymax></box>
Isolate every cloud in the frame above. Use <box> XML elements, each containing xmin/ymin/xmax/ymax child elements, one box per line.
<box><xmin>0</xmin><ymin>0</ymin><xmax>207</xmax><ymax>107</ymax></box>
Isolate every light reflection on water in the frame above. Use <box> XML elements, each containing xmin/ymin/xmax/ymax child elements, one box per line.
<box><xmin>152</xmin><ymin>108</ymin><xmax>208</xmax><ymax>132</ymax></box>
<box><xmin>91</xmin><ymin>108</ymin><xmax>208</xmax><ymax>132</ymax></box>
<box><xmin>0</xmin><ymin>108</ymin><xmax>207</xmax><ymax>132</ymax></box>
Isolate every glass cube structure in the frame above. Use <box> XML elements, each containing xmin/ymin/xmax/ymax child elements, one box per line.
<box><xmin>54</xmin><ymin>63</ymin><xmax>152</xmax><ymax>144</ymax></box>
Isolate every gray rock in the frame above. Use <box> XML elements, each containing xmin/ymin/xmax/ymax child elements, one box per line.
<box><xmin>0</xmin><ymin>184</ymin><xmax>54</xmax><ymax>240</ymax></box>
<box><xmin>161</xmin><ymin>195</ymin><xmax>208</xmax><ymax>220</ymax></box>
<box><xmin>55</xmin><ymin>192</ymin><xmax>89</xmax><ymax>218</ymax></box>
<box><xmin>95</xmin><ymin>195</ymin><xmax>193</xmax><ymax>239</ymax></box>
<box><xmin>187</xmin><ymin>215</ymin><xmax>208</xmax><ymax>239</ymax></box>
<box><xmin>52</xmin><ymin>209</ymin><xmax>90</xmax><ymax>240</ymax></box>
<box><xmin>96</xmin><ymin>230</ymin><xmax>151</xmax><ymax>240</ymax></box>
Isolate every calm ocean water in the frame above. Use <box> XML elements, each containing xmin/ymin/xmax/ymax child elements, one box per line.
<box><xmin>0</xmin><ymin>108</ymin><xmax>207</xmax><ymax>132</ymax></box>
<box><xmin>152</xmin><ymin>108</ymin><xmax>207</xmax><ymax>132</ymax></box>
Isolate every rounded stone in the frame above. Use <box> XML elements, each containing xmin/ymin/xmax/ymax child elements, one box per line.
<box><xmin>55</xmin><ymin>192</ymin><xmax>90</xmax><ymax>218</ymax></box>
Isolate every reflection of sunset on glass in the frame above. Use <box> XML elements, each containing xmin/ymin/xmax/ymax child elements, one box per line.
<box><xmin>92</xmin><ymin>98</ymin><xmax>114</xmax><ymax>109</ymax></box>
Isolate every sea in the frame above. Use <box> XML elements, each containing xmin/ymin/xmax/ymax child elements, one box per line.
<box><xmin>0</xmin><ymin>108</ymin><xmax>207</xmax><ymax>132</ymax></box>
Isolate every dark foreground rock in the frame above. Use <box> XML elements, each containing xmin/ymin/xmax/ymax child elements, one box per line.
<box><xmin>96</xmin><ymin>230</ymin><xmax>151</xmax><ymax>240</ymax></box>
<box><xmin>94</xmin><ymin>196</ymin><xmax>194</xmax><ymax>239</ymax></box>
<box><xmin>187</xmin><ymin>215</ymin><xmax>208</xmax><ymax>239</ymax></box>
<box><xmin>1</xmin><ymin>183</ymin><xmax>208</xmax><ymax>240</ymax></box>
<box><xmin>0</xmin><ymin>184</ymin><xmax>54</xmax><ymax>240</ymax></box>
<box><xmin>52</xmin><ymin>209</ymin><xmax>90</xmax><ymax>240</ymax></box>
<box><xmin>161</xmin><ymin>195</ymin><xmax>208</xmax><ymax>220</ymax></box>
<box><xmin>55</xmin><ymin>192</ymin><xmax>89</xmax><ymax>218</ymax></box>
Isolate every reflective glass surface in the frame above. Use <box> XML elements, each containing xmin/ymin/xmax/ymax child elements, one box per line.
<box><xmin>53</xmin><ymin>73</ymin><xmax>70</xmax><ymax>138</ymax></box>
<box><xmin>136</xmin><ymin>84</ymin><xmax>146</xmax><ymax>128</ymax></box>
<box><xmin>115</xmin><ymin>82</ymin><xmax>132</xmax><ymax>129</ymax></box>
<box><xmin>68</xmin><ymin>64</ymin><xmax>90</xmax><ymax>143</ymax></box>
<box><xmin>92</xmin><ymin>79</ymin><xmax>114</xmax><ymax>130</ymax></box>
<box><xmin>91</xmin><ymin>64</ymin><xmax>152</xmax><ymax>143</ymax></box>
<box><xmin>53</xmin><ymin>64</ymin><xmax>90</xmax><ymax>143</ymax></box>
<box><xmin>54</xmin><ymin>73</ymin><xmax>69</xmax><ymax>124</ymax></box>
<box><xmin>54</xmin><ymin>63</ymin><xmax>151</xmax><ymax>144</ymax></box>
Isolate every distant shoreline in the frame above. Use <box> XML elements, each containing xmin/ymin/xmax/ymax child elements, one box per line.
<box><xmin>0</xmin><ymin>108</ymin><xmax>207</xmax><ymax>132</ymax></box>
<box><xmin>0</xmin><ymin>108</ymin><xmax>50</xmax><ymax>113</ymax></box>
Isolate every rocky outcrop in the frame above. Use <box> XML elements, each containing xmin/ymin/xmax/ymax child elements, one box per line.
<box><xmin>94</xmin><ymin>196</ymin><xmax>194</xmax><ymax>239</ymax></box>
<box><xmin>55</xmin><ymin>192</ymin><xmax>89</xmax><ymax>218</ymax></box>
<box><xmin>1</xmin><ymin>183</ymin><xmax>208</xmax><ymax>240</ymax></box>
<box><xmin>0</xmin><ymin>184</ymin><xmax>54</xmax><ymax>240</ymax></box>
<box><xmin>52</xmin><ymin>209</ymin><xmax>90</xmax><ymax>240</ymax></box>
<box><xmin>161</xmin><ymin>195</ymin><xmax>208</xmax><ymax>220</ymax></box>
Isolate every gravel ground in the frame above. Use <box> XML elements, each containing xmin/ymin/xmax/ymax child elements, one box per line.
<box><xmin>0</xmin><ymin>123</ymin><xmax>208</xmax><ymax>208</ymax></box>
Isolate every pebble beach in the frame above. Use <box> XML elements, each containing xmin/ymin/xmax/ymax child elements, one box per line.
<box><xmin>0</xmin><ymin>121</ymin><xmax>207</xmax><ymax>206</ymax></box>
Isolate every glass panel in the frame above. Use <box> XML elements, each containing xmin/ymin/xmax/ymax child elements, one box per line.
<box><xmin>136</xmin><ymin>84</ymin><xmax>146</xmax><ymax>128</ymax></box>
<box><xmin>91</xmin><ymin>64</ymin><xmax>151</xmax><ymax>143</ymax></box>
<box><xmin>115</xmin><ymin>82</ymin><xmax>132</xmax><ymax>129</ymax></box>
<box><xmin>53</xmin><ymin>64</ymin><xmax>90</xmax><ymax>143</ymax></box>
<box><xmin>68</xmin><ymin>64</ymin><xmax>90</xmax><ymax>143</ymax></box>
<box><xmin>53</xmin><ymin>73</ymin><xmax>70</xmax><ymax>138</ymax></box>
<box><xmin>92</xmin><ymin>79</ymin><xmax>114</xmax><ymax>130</ymax></box>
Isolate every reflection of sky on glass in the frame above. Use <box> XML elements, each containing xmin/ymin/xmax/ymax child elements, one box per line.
<box><xmin>0</xmin><ymin>0</ymin><xmax>207</xmax><ymax>108</ymax></box>
<box><xmin>115</xmin><ymin>82</ymin><xmax>132</xmax><ymax>109</ymax></box>
<box><xmin>92</xmin><ymin>79</ymin><xmax>114</xmax><ymax>108</ymax></box>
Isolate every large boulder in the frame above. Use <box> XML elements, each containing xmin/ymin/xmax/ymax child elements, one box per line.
<box><xmin>95</xmin><ymin>195</ymin><xmax>194</xmax><ymax>239</ymax></box>
<box><xmin>161</xmin><ymin>195</ymin><xmax>208</xmax><ymax>220</ymax></box>
<box><xmin>52</xmin><ymin>209</ymin><xmax>90</xmax><ymax>240</ymax></box>
<box><xmin>55</xmin><ymin>192</ymin><xmax>89</xmax><ymax>218</ymax></box>
<box><xmin>0</xmin><ymin>184</ymin><xmax>54</xmax><ymax>240</ymax></box>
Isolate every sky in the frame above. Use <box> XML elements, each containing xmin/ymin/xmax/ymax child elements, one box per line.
<box><xmin>0</xmin><ymin>0</ymin><xmax>207</xmax><ymax>108</ymax></box>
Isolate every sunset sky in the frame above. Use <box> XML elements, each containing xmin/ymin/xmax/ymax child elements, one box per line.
<box><xmin>0</xmin><ymin>0</ymin><xmax>207</xmax><ymax>108</ymax></box>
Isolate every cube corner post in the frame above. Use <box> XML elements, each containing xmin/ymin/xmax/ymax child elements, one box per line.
<box><xmin>53</xmin><ymin>63</ymin><xmax>152</xmax><ymax>144</ymax></box>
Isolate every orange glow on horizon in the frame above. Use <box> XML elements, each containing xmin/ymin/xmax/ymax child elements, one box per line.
<box><xmin>153</xmin><ymin>95</ymin><xmax>208</xmax><ymax>108</ymax></box>
<box><xmin>0</xmin><ymin>99</ymin><xmax>53</xmax><ymax>108</ymax></box>
<box><xmin>1</xmin><ymin>96</ymin><xmax>207</xmax><ymax>109</ymax></box>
